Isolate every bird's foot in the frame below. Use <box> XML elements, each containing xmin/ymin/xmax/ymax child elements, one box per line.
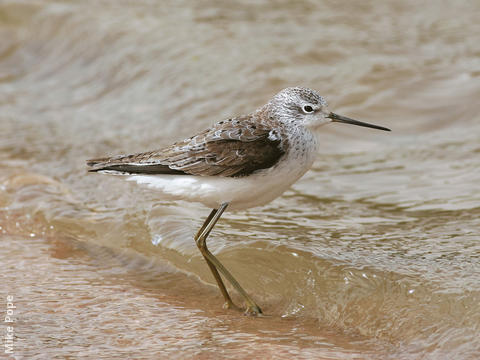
<box><xmin>223</xmin><ymin>301</ymin><xmax>242</xmax><ymax>312</ymax></box>
<box><xmin>243</xmin><ymin>304</ymin><xmax>263</xmax><ymax>317</ymax></box>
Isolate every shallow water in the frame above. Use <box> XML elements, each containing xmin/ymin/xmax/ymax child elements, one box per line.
<box><xmin>1</xmin><ymin>0</ymin><xmax>480</xmax><ymax>359</ymax></box>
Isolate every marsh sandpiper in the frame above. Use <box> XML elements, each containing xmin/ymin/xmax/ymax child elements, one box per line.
<box><xmin>87</xmin><ymin>87</ymin><xmax>390</xmax><ymax>315</ymax></box>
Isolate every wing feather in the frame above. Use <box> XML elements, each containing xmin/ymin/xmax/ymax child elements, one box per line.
<box><xmin>87</xmin><ymin>115</ymin><xmax>286</xmax><ymax>178</ymax></box>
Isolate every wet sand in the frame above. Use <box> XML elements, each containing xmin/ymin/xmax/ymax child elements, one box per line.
<box><xmin>1</xmin><ymin>219</ymin><xmax>387</xmax><ymax>359</ymax></box>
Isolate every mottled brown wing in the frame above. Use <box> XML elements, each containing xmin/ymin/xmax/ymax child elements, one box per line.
<box><xmin>87</xmin><ymin>115</ymin><xmax>286</xmax><ymax>178</ymax></box>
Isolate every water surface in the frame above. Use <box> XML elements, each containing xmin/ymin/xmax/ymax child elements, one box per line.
<box><xmin>1</xmin><ymin>0</ymin><xmax>480</xmax><ymax>358</ymax></box>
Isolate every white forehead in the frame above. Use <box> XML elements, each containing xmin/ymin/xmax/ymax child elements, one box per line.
<box><xmin>272</xmin><ymin>87</ymin><xmax>328</xmax><ymax>107</ymax></box>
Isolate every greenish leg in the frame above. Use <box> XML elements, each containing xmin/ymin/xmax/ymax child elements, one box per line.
<box><xmin>195</xmin><ymin>203</ymin><xmax>262</xmax><ymax>315</ymax></box>
<box><xmin>195</xmin><ymin>208</ymin><xmax>240</xmax><ymax>311</ymax></box>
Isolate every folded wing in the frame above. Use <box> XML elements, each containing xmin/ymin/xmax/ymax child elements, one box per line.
<box><xmin>87</xmin><ymin>116</ymin><xmax>286</xmax><ymax>178</ymax></box>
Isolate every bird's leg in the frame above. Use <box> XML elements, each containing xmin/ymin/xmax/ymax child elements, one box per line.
<box><xmin>195</xmin><ymin>203</ymin><xmax>262</xmax><ymax>315</ymax></box>
<box><xmin>195</xmin><ymin>208</ymin><xmax>240</xmax><ymax>311</ymax></box>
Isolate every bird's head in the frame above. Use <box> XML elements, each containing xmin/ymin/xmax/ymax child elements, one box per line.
<box><xmin>269</xmin><ymin>87</ymin><xmax>390</xmax><ymax>132</ymax></box>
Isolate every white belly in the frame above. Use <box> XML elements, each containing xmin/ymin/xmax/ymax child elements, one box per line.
<box><xmin>126</xmin><ymin>132</ymin><xmax>318</xmax><ymax>210</ymax></box>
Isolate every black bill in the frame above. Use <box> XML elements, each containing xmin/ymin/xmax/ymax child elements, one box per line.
<box><xmin>328</xmin><ymin>112</ymin><xmax>391</xmax><ymax>132</ymax></box>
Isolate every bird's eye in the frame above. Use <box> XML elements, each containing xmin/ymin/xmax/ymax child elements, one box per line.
<box><xmin>303</xmin><ymin>105</ymin><xmax>314</xmax><ymax>113</ymax></box>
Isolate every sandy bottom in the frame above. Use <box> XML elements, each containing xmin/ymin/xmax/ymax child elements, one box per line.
<box><xmin>1</xmin><ymin>222</ymin><xmax>389</xmax><ymax>359</ymax></box>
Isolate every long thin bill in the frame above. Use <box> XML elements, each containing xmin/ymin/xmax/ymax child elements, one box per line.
<box><xmin>328</xmin><ymin>112</ymin><xmax>391</xmax><ymax>131</ymax></box>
